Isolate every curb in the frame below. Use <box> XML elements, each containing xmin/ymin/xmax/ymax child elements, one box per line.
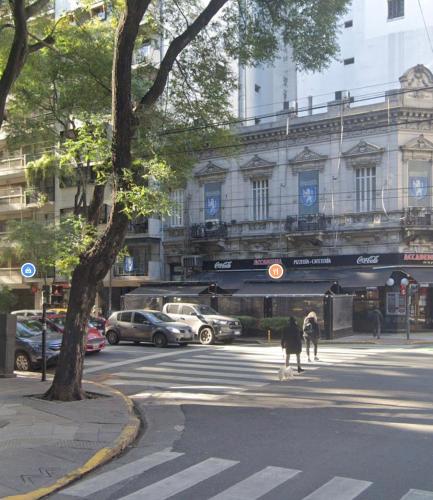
<box><xmin>3</xmin><ymin>383</ymin><xmax>140</xmax><ymax>500</ymax></box>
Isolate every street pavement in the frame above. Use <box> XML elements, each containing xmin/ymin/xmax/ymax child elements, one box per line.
<box><xmin>1</xmin><ymin>334</ymin><xmax>433</xmax><ymax>499</ymax></box>
<box><xmin>0</xmin><ymin>374</ymin><xmax>139</xmax><ymax>499</ymax></box>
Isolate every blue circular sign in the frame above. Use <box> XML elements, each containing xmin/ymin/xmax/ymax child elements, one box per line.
<box><xmin>21</xmin><ymin>262</ymin><xmax>36</xmax><ymax>278</ymax></box>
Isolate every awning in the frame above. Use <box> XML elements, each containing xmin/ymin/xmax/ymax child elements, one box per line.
<box><xmin>233</xmin><ymin>280</ymin><xmax>334</xmax><ymax>297</ymax></box>
<box><xmin>125</xmin><ymin>284</ymin><xmax>210</xmax><ymax>297</ymax></box>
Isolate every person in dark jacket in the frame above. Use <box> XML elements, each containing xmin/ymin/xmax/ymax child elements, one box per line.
<box><xmin>303</xmin><ymin>311</ymin><xmax>320</xmax><ymax>362</ymax></box>
<box><xmin>281</xmin><ymin>316</ymin><xmax>304</xmax><ymax>373</ymax></box>
<box><xmin>370</xmin><ymin>308</ymin><xmax>383</xmax><ymax>339</ymax></box>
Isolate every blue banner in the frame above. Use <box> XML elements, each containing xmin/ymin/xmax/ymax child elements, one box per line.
<box><xmin>299</xmin><ymin>171</ymin><xmax>319</xmax><ymax>215</ymax></box>
<box><xmin>204</xmin><ymin>182</ymin><xmax>221</xmax><ymax>220</ymax></box>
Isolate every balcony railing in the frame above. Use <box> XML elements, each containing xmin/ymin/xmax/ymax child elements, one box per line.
<box><xmin>113</xmin><ymin>259</ymin><xmax>148</xmax><ymax>277</ymax></box>
<box><xmin>285</xmin><ymin>214</ymin><xmax>328</xmax><ymax>232</ymax></box>
<box><xmin>191</xmin><ymin>221</ymin><xmax>228</xmax><ymax>239</ymax></box>
<box><xmin>127</xmin><ymin>218</ymin><xmax>149</xmax><ymax>234</ymax></box>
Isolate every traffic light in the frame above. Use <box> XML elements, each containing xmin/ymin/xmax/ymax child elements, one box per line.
<box><xmin>51</xmin><ymin>284</ymin><xmax>64</xmax><ymax>305</ymax></box>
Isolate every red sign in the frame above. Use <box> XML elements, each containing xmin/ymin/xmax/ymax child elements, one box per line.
<box><xmin>268</xmin><ymin>263</ymin><xmax>284</xmax><ymax>280</ymax></box>
<box><xmin>400</xmin><ymin>284</ymin><xmax>407</xmax><ymax>296</ymax></box>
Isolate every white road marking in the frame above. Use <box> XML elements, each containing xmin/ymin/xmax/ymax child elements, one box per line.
<box><xmin>135</xmin><ymin>366</ymin><xmax>274</xmax><ymax>381</ymax></box>
<box><xmin>207</xmin><ymin>466</ymin><xmax>300</xmax><ymax>500</ymax></box>
<box><xmin>400</xmin><ymin>490</ymin><xmax>433</xmax><ymax>499</ymax></box>
<box><xmin>118</xmin><ymin>457</ymin><xmax>238</xmax><ymax>500</ymax></box>
<box><xmin>160</xmin><ymin>361</ymin><xmax>277</xmax><ymax>373</ymax></box>
<box><xmin>84</xmin><ymin>349</ymin><xmax>197</xmax><ymax>373</ymax></box>
<box><xmin>302</xmin><ymin>476</ymin><xmax>372</xmax><ymax>500</ymax></box>
<box><xmin>61</xmin><ymin>450</ymin><xmax>183</xmax><ymax>497</ymax></box>
<box><xmin>111</xmin><ymin>372</ymin><xmax>265</xmax><ymax>386</ymax></box>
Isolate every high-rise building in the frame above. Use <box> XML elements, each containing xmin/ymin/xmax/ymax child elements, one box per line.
<box><xmin>240</xmin><ymin>0</ymin><xmax>433</xmax><ymax>122</ymax></box>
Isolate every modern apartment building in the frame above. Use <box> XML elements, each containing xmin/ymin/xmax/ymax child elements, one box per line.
<box><xmin>240</xmin><ymin>0</ymin><xmax>433</xmax><ymax>122</ymax></box>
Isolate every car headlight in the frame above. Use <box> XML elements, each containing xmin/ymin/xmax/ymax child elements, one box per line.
<box><xmin>212</xmin><ymin>319</ymin><xmax>228</xmax><ymax>326</ymax></box>
<box><xmin>167</xmin><ymin>326</ymin><xmax>181</xmax><ymax>334</ymax></box>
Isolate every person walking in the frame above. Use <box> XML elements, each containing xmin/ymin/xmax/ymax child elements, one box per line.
<box><xmin>281</xmin><ymin>316</ymin><xmax>304</xmax><ymax>373</ymax></box>
<box><xmin>370</xmin><ymin>308</ymin><xmax>383</xmax><ymax>339</ymax></box>
<box><xmin>303</xmin><ymin>311</ymin><xmax>320</xmax><ymax>362</ymax></box>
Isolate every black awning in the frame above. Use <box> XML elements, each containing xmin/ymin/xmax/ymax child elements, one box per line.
<box><xmin>397</xmin><ymin>267</ymin><xmax>433</xmax><ymax>285</ymax></box>
<box><xmin>125</xmin><ymin>284</ymin><xmax>210</xmax><ymax>297</ymax></box>
<box><xmin>233</xmin><ymin>280</ymin><xmax>334</xmax><ymax>297</ymax></box>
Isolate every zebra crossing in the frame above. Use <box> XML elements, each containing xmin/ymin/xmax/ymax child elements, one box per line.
<box><xmin>59</xmin><ymin>450</ymin><xmax>433</xmax><ymax>499</ymax></box>
<box><xmin>96</xmin><ymin>345</ymin><xmax>387</xmax><ymax>393</ymax></box>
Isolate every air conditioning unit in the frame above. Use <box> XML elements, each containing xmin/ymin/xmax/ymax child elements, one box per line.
<box><xmin>181</xmin><ymin>255</ymin><xmax>203</xmax><ymax>268</ymax></box>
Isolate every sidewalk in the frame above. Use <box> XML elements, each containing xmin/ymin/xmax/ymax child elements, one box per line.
<box><xmin>238</xmin><ymin>331</ymin><xmax>433</xmax><ymax>345</ymax></box>
<box><xmin>0</xmin><ymin>374</ymin><xmax>140</xmax><ymax>500</ymax></box>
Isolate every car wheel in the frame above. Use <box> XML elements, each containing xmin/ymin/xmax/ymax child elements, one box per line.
<box><xmin>153</xmin><ymin>332</ymin><xmax>168</xmax><ymax>348</ymax></box>
<box><xmin>106</xmin><ymin>330</ymin><xmax>119</xmax><ymax>345</ymax></box>
<box><xmin>199</xmin><ymin>327</ymin><xmax>215</xmax><ymax>345</ymax></box>
<box><xmin>222</xmin><ymin>339</ymin><xmax>233</xmax><ymax>344</ymax></box>
<box><xmin>15</xmin><ymin>351</ymin><xmax>32</xmax><ymax>371</ymax></box>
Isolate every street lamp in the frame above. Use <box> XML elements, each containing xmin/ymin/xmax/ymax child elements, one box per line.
<box><xmin>401</xmin><ymin>277</ymin><xmax>410</xmax><ymax>340</ymax></box>
<box><xmin>386</xmin><ymin>278</ymin><xmax>395</xmax><ymax>287</ymax></box>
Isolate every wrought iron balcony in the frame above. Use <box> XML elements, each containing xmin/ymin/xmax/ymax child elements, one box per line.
<box><xmin>285</xmin><ymin>213</ymin><xmax>327</xmax><ymax>232</ymax></box>
<box><xmin>190</xmin><ymin>221</ymin><xmax>228</xmax><ymax>239</ymax></box>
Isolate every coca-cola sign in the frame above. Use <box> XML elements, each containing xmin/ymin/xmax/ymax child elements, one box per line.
<box><xmin>356</xmin><ymin>255</ymin><xmax>380</xmax><ymax>265</ymax></box>
<box><xmin>214</xmin><ymin>261</ymin><xmax>233</xmax><ymax>270</ymax></box>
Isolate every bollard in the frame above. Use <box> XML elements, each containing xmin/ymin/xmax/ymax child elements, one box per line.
<box><xmin>267</xmin><ymin>329</ymin><xmax>271</xmax><ymax>343</ymax></box>
<box><xmin>0</xmin><ymin>313</ymin><xmax>17</xmax><ymax>378</ymax></box>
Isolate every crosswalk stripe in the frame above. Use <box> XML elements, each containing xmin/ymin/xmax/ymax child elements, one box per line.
<box><xmin>160</xmin><ymin>361</ymin><xmax>278</xmax><ymax>373</ymax></box>
<box><xmin>400</xmin><ymin>490</ymin><xmax>433</xmax><ymax>499</ymax></box>
<box><xmin>113</xmin><ymin>372</ymin><xmax>265</xmax><ymax>386</ymax></box>
<box><xmin>207</xmin><ymin>466</ymin><xmax>301</xmax><ymax>500</ymax></box>
<box><xmin>302</xmin><ymin>476</ymin><xmax>372</xmax><ymax>500</ymax></box>
<box><xmin>62</xmin><ymin>450</ymin><xmax>183</xmax><ymax>497</ymax></box>
<box><xmin>135</xmin><ymin>366</ymin><xmax>274</xmax><ymax>381</ymax></box>
<box><xmin>192</xmin><ymin>357</ymin><xmax>285</xmax><ymax>367</ymax></box>
<box><xmin>107</xmin><ymin>379</ymin><xmax>252</xmax><ymax>391</ymax></box>
<box><xmin>118</xmin><ymin>457</ymin><xmax>238</xmax><ymax>500</ymax></box>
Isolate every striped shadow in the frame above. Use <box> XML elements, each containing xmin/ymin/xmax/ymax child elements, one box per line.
<box><xmin>134</xmin><ymin>366</ymin><xmax>274</xmax><ymax>381</ymax></box>
<box><xmin>118</xmin><ymin>457</ymin><xmax>238</xmax><ymax>500</ymax></box>
<box><xmin>207</xmin><ymin>466</ymin><xmax>300</xmax><ymax>500</ymax></box>
<box><xmin>302</xmin><ymin>476</ymin><xmax>372</xmax><ymax>500</ymax></box>
<box><xmin>61</xmin><ymin>450</ymin><xmax>183</xmax><ymax>497</ymax></box>
<box><xmin>113</xmin><ymin>371</ymin><xmax>266</xmax><ymax>386</ymax></box>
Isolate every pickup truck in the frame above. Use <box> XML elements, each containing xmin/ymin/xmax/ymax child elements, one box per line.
<box><xmin>162</xmin><ymin>303</ymin><xmax>242</xmax><ymax>345</ymax></box>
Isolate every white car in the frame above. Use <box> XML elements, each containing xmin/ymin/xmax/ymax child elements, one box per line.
<box><xmin>162</xmin><ymin>303</ymin><xmax>242</xmax><ymax>345</ymax></box>
<box><xmin>11</xmin><ymin>309</ymin><xmax>43</xmax><ymax>317</ymax></box>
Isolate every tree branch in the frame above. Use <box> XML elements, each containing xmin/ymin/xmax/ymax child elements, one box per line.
<box><xmin>25</xmin><ymin>0</ymin><xmax>50</xmax><ymax>20</ymax></box>
<box><xmin>28</xmin><ymin>33</ymin><xmax>55</xmax><ymax>52</ymax></box>
<box><xmin>0</xmin><ymin>0</ymin><xmax>28</xmax><ymax>129</ymax></box>
<box><xmin>135</xmin><ymin>0</ymin><xmax>229</xmax><ymax>114</ymax></box>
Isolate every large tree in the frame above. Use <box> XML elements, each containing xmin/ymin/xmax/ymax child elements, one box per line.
<box><xmin>2</xmin><ymin>0</ymin><xmax>350</xmax><ymax>400</ymax></box>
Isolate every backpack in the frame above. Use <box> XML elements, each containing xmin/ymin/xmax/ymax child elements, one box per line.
<box><xmin>304</xmin><ymin>321</ymin><xmax>314</xmax><ymax>335</ymax></box>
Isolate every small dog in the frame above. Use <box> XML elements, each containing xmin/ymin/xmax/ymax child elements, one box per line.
<box><xmin>278</xmin><ymin>366</ymin><xmax>294</xmax><ymax>381</ymax></box>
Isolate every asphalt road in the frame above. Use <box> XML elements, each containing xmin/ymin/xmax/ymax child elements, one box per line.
<box><xmin>52</xmin><ymin>342</ymin><xmax>433</xmax><ymax>500</ymax></box>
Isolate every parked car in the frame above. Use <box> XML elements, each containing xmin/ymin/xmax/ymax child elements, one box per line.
<box><xmin>105</xmin><ymin>310</ymin><xmax>193</xmax><ymax>347</ymax></box>
<box><xmin>162</xmin><ymin>303</ymin><xmax>242</xmax><ymax>345</ymax></box>
<box><xmin>15</xmin><ymin>319</ymin><xmax>62</xmax><ymax>371</ymax></box>
<box><xmin>11</xmin><ymin>309</ymin><xmax>42</xmax><ymax>317</ymax></box>
<box><xmin>36</xmin><ymin>314</ymin><xmax>106</xmax><ymax>354</ymax></box>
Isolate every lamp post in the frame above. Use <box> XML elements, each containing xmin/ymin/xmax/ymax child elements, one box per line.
<box><xmin>401</xmin><ymin>277</ymin><xmax>410</xmax><ymax>340</ymax></box>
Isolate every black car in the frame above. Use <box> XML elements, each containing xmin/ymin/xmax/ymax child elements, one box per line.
<box><xmin>15</xmin><ymin>319</ymin><xmax>63</xmax><ymax>371</ymax></box>
<box><xmin>105</xmin><ymin>310</ymin><xmax>194</xmax><ymax>347</ymax></box>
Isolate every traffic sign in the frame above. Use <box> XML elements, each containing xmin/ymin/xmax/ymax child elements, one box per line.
<box><xmin>268</xmin><ymin>263</ymin><xmax>284</xmax><ymax>280</ymax></box>
<box><xmin>21</xmin><ymin>262</ymin><xmax>36</xmax><ymax>278</ymax></box>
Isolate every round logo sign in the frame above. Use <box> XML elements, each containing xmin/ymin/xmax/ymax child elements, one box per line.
<box><xmin>20</xmin><ymin>262</ymin><xmax>36</xmax><ymax>278</ymax></box>
<box><xmin>268</xmin><ymin>263</ymin><xmax>284</xmax><ymax>280</ymax></box>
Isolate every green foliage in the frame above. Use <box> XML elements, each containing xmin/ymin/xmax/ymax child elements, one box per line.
<box><xmin>259</xmin><ymin>317</ymin><xmax>290</xmax><ymax>334</ymax></box>
<box><xmin>0</xmin><ymin>286</ymin><xmax>17</xmax><ymax>313</ymax></box>
<box><xmin>25</xmin><ymin>154</ymin><xmax>57</xmax><ymax>187</ymax></box>
<box><xmin>236</xmin><ymin>315</ymin><xmax>258</xmax><ymax>331</ymax></box>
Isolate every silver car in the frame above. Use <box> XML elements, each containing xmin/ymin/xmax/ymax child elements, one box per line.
<box><xmin>105</xmin><ymin>310</ymin><xmax>193</xmax><ymax>347</ymax></box>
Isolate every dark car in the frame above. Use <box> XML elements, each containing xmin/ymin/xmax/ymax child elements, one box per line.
<box><xmin>105</xmin><ymin>310</ymin><xmax>194</xmax><ymax>347</ymax></box>
<box><xmin>15</xmin><ymin>319</ymin><xmax>63</xmax><ymax>371</ymax></box>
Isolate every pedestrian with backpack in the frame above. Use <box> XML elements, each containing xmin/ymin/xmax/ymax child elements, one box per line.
<box><xmin>281</xmin><ymin>316</ymin><xmax>305</xmax><ymax>373</ymax></box>
<box><xmin>303</xmin><ymin>311</ymin><xmax>320</xmax><ymax>362</ymax></box>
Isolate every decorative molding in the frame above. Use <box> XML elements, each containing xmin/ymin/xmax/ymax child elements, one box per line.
<box><xmin>194</xmin><ymin>161</ymin><xmax>228</xmax><ymax>185</ymax></box>
<box><xmin>239</xmin><ymin>154</ymin><xmax>276</xmax><ymax>179</ymax></box>
<box><xmin>289</xmin><ymin>147</ymin><xmax>327</xmax><ymax>174</ymax></box>
<box><xmin>399</xmin><ymin>64</ymin><xmax>433</xmax><ymax>97</ymax></box>
<box><xmin>342</xmin><ymin>140</ymin><xmax>384</xmax><ymax>169</ymax></box>
<box><xmin>400</xmin><ymin>134</ymin><xmax>433</xmax><ymax>162</ymax></box>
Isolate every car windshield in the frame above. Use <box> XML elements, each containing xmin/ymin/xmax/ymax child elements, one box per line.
<box><xmin>146</xmin><ymin>312</ymin><xmax>174</xmax><ymax>323</ymax></box>
<box><xmin>17</xmin><ymin>320</ymin><xmax>43</xmax><ymax>338</ymax></box>
<box><xmin>197</xmin><ymin>305</ymin><xmax>218</xmax><ymax>315</ymax></box>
